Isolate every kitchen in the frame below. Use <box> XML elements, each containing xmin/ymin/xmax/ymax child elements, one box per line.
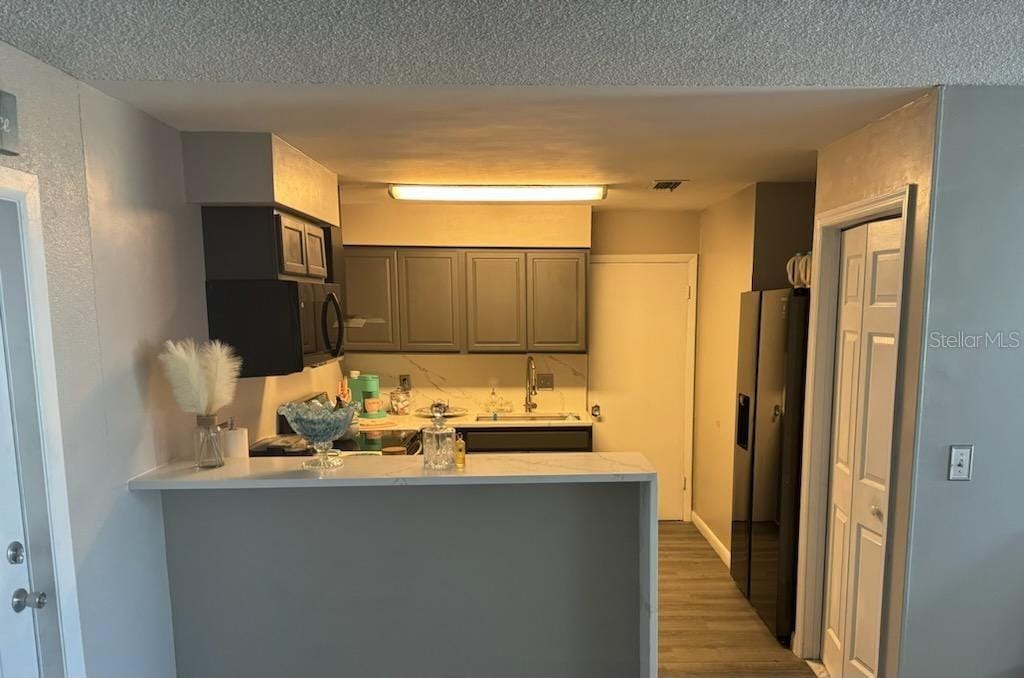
<box><xmin>109</xmin><ymin>85</ymin><xmax>917</xmax><ymax>678</ymax></box>
<box><xmin>3</xmin><ymin>20</ymin><xmax>1011</xmax><ymax>676</ymax></box>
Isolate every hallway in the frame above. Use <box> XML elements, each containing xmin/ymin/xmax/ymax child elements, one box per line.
<box><xmin>659</xmin><ymin>522</ymin><xmax>814</xmax><ymax>677</ymax></box>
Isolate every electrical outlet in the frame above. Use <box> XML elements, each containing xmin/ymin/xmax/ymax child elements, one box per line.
<box><xmin>399</xmin><ymin>374</ymin><xmax>412</xmax><ymax>390</ymax></box>
<box><xmin>948</xmin><ymin>444</ymin><xmax>974</xmax><ymax>481</ymax></box>
<box><xmin>537</xmin><ymin>373</ymin><xmax>555</xmax><ymax>390</ymax></box>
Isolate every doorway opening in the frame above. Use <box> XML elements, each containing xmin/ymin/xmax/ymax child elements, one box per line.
<box><xmin>0</xmin><ymin>166</ymin><xmax>84</xmax><ymax>677</ymax></box>
<box><xmin>793</xmin><ymin>187</ymin><xmax>915</xmax><ymax>677</ymax></box>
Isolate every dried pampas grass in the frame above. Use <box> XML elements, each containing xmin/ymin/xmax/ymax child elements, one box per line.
<box><xmin>159</xmin><ymin>339</ymin><xmax>242</xmax><ymax>415</ymax></box>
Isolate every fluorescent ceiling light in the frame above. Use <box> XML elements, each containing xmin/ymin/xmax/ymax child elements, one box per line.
<box><xmin>388</xmin><ymin>184</ymin><xmax>606</xmax><ymax>202</ymax></box>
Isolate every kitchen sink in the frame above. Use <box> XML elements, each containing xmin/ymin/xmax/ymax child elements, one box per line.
<box><xmin>474</xmin><ymin>413</ymin><xmax>582</xmax><ymax>422</ymax></box>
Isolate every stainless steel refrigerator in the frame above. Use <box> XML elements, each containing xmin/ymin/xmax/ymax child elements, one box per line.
<box><xmin>730</xmin><ymin>288</ymin><xmax>810</xmax><ymax>645</ymax></box>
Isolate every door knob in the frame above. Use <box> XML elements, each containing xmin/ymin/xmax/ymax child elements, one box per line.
<box><xmin>6</xmin><ymin>541</ymin><xmax>25</xmax><ymax>565</ymax></box>
<box><xmin>11</xmin><ymin>588</ymin><xmax>46</xmax><ymax>613</ymax></box>
<box><xmin>870</xmin><ymin>505</ymin><xmax>884</xmax><ymax>520</ymax></box>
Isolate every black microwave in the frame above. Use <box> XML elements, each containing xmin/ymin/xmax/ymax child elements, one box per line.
<box><xmin>206</xmin><ymin>279</ymin><xmax>343</xmax><ymax>377</ymax></box>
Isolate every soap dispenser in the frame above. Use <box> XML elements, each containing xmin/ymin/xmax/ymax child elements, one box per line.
<box><xmin>422</xmin><ymin>402</ymin><xmax>456</xmax><ymax>470</ymax></box>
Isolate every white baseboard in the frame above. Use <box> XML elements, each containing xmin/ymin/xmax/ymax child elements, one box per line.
<box><xmin>690</xmin><ymin>510</ymin><xmax>730</xmax><ymax>568</ymax></box>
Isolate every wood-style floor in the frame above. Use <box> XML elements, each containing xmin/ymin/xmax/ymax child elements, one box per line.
<box><xmin>659</xmin><ymin>521</ymin><xmax>814</xmax><ymax>677</ymax></box>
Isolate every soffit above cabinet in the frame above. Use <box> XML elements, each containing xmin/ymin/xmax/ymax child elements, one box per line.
<box><xmin>183</xmin><ymin>131</ymin><xmax>340</xmax><ymax>226</ymax></box>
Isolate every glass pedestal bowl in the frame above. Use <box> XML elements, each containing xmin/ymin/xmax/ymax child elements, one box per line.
<box><xmin>277</xmin><ymin>401</ymin><xmax>359</xmax><ymax>470</ymax></box>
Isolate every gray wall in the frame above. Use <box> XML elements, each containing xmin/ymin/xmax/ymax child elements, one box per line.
<box><xmin>0</xmin><ymin>40</ymin><xmax>206</xmax><ymax>676</ymax></box>
<box><xmin>162</xmin><ymin>484</ymin><xmax>643</xmax><ymax>678</ymax></box>
<box><xmin>899</xmin><ymin>86</ymin><xmax>1024</xmax><ymax>678</ymax></box>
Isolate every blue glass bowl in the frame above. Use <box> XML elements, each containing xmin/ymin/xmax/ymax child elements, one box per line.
<box><xmin>277</xmin><ymin>401</ymin><xmax>359</xmax><ymax>469</ymax></box>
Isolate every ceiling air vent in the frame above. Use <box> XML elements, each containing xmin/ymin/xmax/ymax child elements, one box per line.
<box><xmin>651</xmin><ymin>180</ymin><xmax>686</xmax><ymax>192</ymax></box>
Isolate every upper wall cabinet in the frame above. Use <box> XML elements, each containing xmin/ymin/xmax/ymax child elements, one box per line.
<box><xmin>342</xmin><ymin>248</ymin><xmax>401</xmax><ymax>351</ymax></box>
<box><xmin>465</xmin><ymin>251</ymin><xmax>527</xmax><ymax>352</ymax></box>
<box><xmin>343</xmin><ymin>246</ymin><xmax>586</xmax><ymax>354</ymax></box>
<box><xmin>182</xmin><ymin>132</ymin><xmax>340</xmax><ymax>226</ymax></box>
<box><xmin>398</xmin><ymin>250</ymin><xmax>464</xmax><ymax>352</ymax></box>
<box><xmin>527</xmin><ymin>251</ymin><xmax>587</xmax><ymax>352</ymax></box>
<box><xmin>277</xmin><ymin>212</ymin><xmax>328</xmax><ymax>279</ymax></box>
<box><xmin>203</xmin><ymin>207</ymin><xmax>328</xmax><ymax>281</ymax></box>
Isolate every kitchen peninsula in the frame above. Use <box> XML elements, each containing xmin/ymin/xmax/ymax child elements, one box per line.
<box><xmin>130</xmin><ymin>452</ymin><xmax>657</xmax><ymax>678</ymax></box>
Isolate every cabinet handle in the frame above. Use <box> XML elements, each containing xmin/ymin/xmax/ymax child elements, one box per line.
<box><xmin>322</xmin><ymin>291</ymin><xmax>343</xmax><ymax>357</ymax></box>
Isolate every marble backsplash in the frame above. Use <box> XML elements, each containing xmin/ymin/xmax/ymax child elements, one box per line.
<box><xmin>342</xmin><ymin>353</ymin><xmax>588</xmax><ymax>415</ymax></box>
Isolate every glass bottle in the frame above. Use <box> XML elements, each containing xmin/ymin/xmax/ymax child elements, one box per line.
<box><xmin>194</xmin><ymin>415</ymin><xmax>225</xmax><ymax>468</ymax></box>
<box><xmin>422</xmin><ymin>404</ymin><xmax>456</xmax><ymax>471</ymax></box>
<box><xmin>454</xmin><ymin>433</ymin><xmax>466</xmax><ymax>470</ymax></box>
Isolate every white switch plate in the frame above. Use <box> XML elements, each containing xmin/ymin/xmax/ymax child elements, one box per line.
<box><xmin>948</xmin><ymin>444</ymin><xmax>974</xmax><ymax>481</ymax></box>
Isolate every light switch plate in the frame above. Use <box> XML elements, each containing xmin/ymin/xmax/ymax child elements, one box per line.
<box><xmin>537</xmin><ymin>373</ymin><xmax>555</xmax><ymax>391</ymax></box>
<box><xmin>948</xmin><ymin>444</ymin><xmax>974</xmax><ymax>481</ymax></box>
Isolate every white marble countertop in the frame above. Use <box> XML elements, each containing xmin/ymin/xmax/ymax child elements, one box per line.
<box><xmin>356</xmin><ymin>412</ymin><xmax>593</xmax><ymax>431</ymax></box>
<box><xmin>128</xmin><ymin>452</ymin><xmax>654</xmax><ymax>491</ymax></box>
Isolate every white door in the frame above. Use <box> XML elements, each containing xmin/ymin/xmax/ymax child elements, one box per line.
<box><xmin>0</xmin><ymin>309</ymin><xmax>41</xmax><ymax>677</ymax></box>
<box><xmin>822</xmin><ymin>219</ymin><xmax>903</xmax><ymax>678</ymax></box>
<box><xmin>589</xmin><ymin>256</ymin><xmax>696</xmax><ymax>520</ymax></box>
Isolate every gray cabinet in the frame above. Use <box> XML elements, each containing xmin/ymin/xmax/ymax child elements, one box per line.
<box><xmin>527</xmin><ymin>251</ymin><xmax>587</xmax><ymax>352</ymax></box>
<box><xmin>465</xmin><ymin>251</ymin><xmax>527</xmax><ymax>352</ymax></box>
<box><xmin>277</xmin><ymin>213</ymin><xmax>327</xmax><ymax>279</ymax></box>
<box><xmin>398</xmin><ymin>249</ymin><xmax>463</xmax><ymax>352</ymax></box>
<box><xmin>203</xmin><ymin>207</ymin><xmax>329</xmax><ymax>282</ymax></box>
<box><xmin>342</xmin><ymin>246</ymin><xmax>587</xmax><ymax>354</ymax></box>
<box><xmin>278</xmin><ymin>213</ymin><xmax>308</xmax><ymax>276</ymax></box>
<box><xmin>342</xmin><ymin>248</ymin><xmax>401</xmax><ymax>351</ymax></box>
<box><xmin>304</xmin><ymin>223</ymin><xmax>328</xmax><ymax>278</ymax></box>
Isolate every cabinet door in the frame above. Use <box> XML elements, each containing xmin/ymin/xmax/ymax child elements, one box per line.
<box><xmin>277</xmin><ymin>213</ymin><xmax>308</xmax><ymax>276</ymax></box>
<box><xmin>465</xmin><ymin>251</ymin><xmax>527</xmax><ymax>352</ymax></box>
<box><xmin>304</xmin><ymin>223</ymin><xmax>327</xmax><ymax>279</ymax></box>
<box><xmin>398</xmin><ymin>249</ymin><xmax>463</xmax><ymax>352</ymax></box>
<box><xmin>342</xmin><ymin>248</ymin><xmax>401</xmax><ymax>351</ymax></box>
<box><xmin>527</xmin><ymin>251</ymin><xmax>587</xmax><ymax>352</ymax></box>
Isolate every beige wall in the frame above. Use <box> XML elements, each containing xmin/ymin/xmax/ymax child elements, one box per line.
<box><xmin>691</xmin><ymin>185</ymin><xmax>756</xmax><ymax>548</ymax></box>
<box><xmin>816</xmin><ymin>91</ymin><xmax>937</xmax><ymax>677</ymax></box>
<box><xmin>220</xmin><ymin>362</ymin><xmax>345</xmax><ymax>441</ymax></box>
<box><xmin>340</xmin><ymin>201</ymin><xmax>591</xmax><ymax>247</ymax></box>
<box><xmin>343</xmin><ymin>353</ymin><xmax>587</xmax><ymax>415</ymax></box>
<box><xmin>590</xmin><ymin>209</ymin><xmax>701</xmax><ymax>254</ymax></box>
<box><xmin>219</xmin><ymin>353</ymin><xmax>588</xmax><ymax>442</ymax></box>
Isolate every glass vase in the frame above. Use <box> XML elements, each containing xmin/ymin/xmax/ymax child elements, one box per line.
<box><xmin>194</xmin><ymin>415</ymin><xmax>225</xmax><ymax>468</ymax></box>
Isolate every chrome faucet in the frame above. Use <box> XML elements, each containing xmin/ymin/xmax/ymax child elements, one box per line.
<box><xmin>525</xmin><ymin>355</ymin><xmax>538</xmax><ymax>412</ymax></box>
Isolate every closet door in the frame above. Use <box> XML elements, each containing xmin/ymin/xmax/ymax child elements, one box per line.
<box><xmin>822</xmin><ymin>218</ymin><xmax>903</xmax><ymax>678</ymax></box>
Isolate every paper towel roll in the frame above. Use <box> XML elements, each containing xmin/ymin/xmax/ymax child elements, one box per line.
<box><xmin>220</xmin><ymin>427</ymin><xmax>250</xmax><ymax>459</ymax></box>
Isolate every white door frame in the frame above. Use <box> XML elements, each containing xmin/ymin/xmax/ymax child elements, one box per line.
<box><xmin>589</xmin><ymin>253</ymin><xmax>698</xmax><ymax>520</ymax></box>
<box><xmin>792</xmin><ymin>186</ymin><xmax>915</xmax><ymax>661</ymax></box>
<box><xmin>0</xmin><ymin>165</ymin><xmax>86</xmax><ymax>676</ymax></box>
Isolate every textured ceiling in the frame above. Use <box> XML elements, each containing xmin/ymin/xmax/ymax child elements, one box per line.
<box><xmin>94</xmin><ymin>84</ymin><xmax>926</xmax><ymax>209</ymax></box>
<box><xmin>1</xmin><ymin>0</ymin><xmax>1023</xmax><ymax>86</ymax></box>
